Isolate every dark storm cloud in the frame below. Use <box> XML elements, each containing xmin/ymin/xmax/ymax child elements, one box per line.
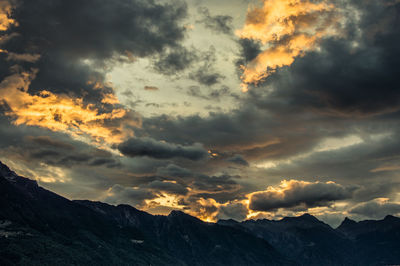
<box><xmin>139</xmin><ymin>106</ymin><xmax>328</xmax><ymax>162</ymax></box>
<box><xmin>118</xmin><ymin>137</ymin><xmax>209</xmax><ymax>160</ymax></box>
<box><xmin>197</xmin><ymin>7</ymin><xmax>233</xmax><ymax>35</ymax></box>
<box><xmin>247</xmin><ymin>0</ymin><xmax>400</xmax><ymax>117</ymax></box>
<box><xmin>249</xmin><ymin>180</ymin><xmax>355</xmax><ymax>212</ymax></box>
<box><xmin>1</xmin><ymin>0</ymin><xmax>188</xmax><ymax>102</ymax></box>
<box><xmin>349</xmin><ymin>199</ymin><xmax>400</xmax><ymax>219</ymax></box>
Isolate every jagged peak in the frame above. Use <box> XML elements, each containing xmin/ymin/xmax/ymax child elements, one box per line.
<box><xmin>343</xmin><ymin>217</ymin><xmax>356</xmax><ymax>223</ymax></box>
<box><xmin>337</xmin><ymin>217</ymin><xmax>357</xmax><ymax>230</ymax></box>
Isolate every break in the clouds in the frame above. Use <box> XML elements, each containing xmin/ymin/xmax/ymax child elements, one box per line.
<box><xmin>1</xmin><ymin>0</ymin><xmax>400</xmax><ymax>225</ymax></box>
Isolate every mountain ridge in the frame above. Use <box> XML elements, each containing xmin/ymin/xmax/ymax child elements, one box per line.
<box><xmin>1</xmin><ymin>161</ymin><xmax>400</xmax><ymax>265</ymax></box>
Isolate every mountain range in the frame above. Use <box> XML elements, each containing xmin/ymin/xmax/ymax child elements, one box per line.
<box><xmin>0</xmin><ymin>161</ymin><xmax>399</xmax><ymax>265</ymax></box>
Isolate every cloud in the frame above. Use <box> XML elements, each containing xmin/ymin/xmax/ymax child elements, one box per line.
<box><xmin>188</xmin><ymin>45</ymin><xmax>224</xmax><ymax>86</ymax></box>
<box><xmin>226</xmin><ymin>154</ymin><xmax>249</xmax><ymax>166</ymax></box>
<box><xmin>104</xmin><ymin>184</ymin><xmax>157</xmax><ymax>207</ymax></box>
<box><xmin>0</xmin><ymin>0</ymin><xmax>16</xmax><ymax>31</ymax></box>
<box><xmin>146</xmin><ymin>180</ymin><xmax>188</xmax><ymax>196</ymax></box>
<box><xmin>349</xmin><ymin>198</ymin><xmax>400</xmax><ymax>219</ymax></box>
<box><xmin>216</xmin><ymin>202</ymin><xmax>249</xmax><ymax>221</ymax></box>
<box><xmin>118</xmin><ymin>137</ymin><xmax>209</xmax><ymax>160</ymax></box>
<box><xmin>244</xmin><ymin>0</ymin><xmax>400</xmax><ymax>116</ymax></box>
<box><xmin>152</xmin><ymin>45</ymin><xmax>197</xmax><ymax>75</ymax></box>
<box><xmin>0</xmin><ymin>69</ymin><xmax>138</xmax><ymax>145</ymax></box>
<box><xmin>156</xmin><ymin>164</ymin><xmax>193</xmax><ymax>178</ymax></box>
<box><xmin>197</xmin><ymin>7</ymin><xmax>233</xmax><ymax>35</ymax></box>
<box><xmin>249</xmin><ymin>180</ymin><xmax>354</xmax><ymax>211</ymax></box>
<box><xmin>144</xmin><ymin>86</ymin><xmax>159</xmax><ymax>91</ymax></box>
<box><xmin>236</xmin><ymin>0</ymin><xmax>340</xmax><ymax>91</ymax></box>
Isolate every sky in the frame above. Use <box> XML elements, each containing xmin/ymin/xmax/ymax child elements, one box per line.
<box><xmin>1</xmin><ymin>0</ymin><xmax>400</xmax><ymax>227</ymax></box>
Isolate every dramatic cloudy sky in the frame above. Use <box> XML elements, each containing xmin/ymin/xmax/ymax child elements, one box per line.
<box><xmin>1</xmin><ymin>0</ymin><xmax>400</xmax><ymax>227</ymax></box>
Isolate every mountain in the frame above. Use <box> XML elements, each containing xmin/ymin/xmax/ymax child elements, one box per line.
<box><xmin>218</xmin><ymin>213</ymin><xmax>400</xmax><ymax>266</ymax></box>
<box><xmin>1</xmin><ymin>161</ymin><xmax>400</xmax><ymax>265</ymax></box>
<box><xmin>219</xmin><ymin>213</ymin><xmax>354</xmax><ymax>265</ymax></box>
<box><xmin>336</xmin><ymin>215</ymin><xmax>400</xmax><ymax>265</ymax></box>
<box><xmin>0</xmin><ymin>161</ymin><xmax>289</xmax><ymax>266</ymax></box>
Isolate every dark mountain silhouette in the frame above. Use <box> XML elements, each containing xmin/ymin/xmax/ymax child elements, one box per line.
<box><xmin>218</xmin><ymin>213</ymin><xmax>400</xmax><ymax>266</ymax></box>
<box><xmin>0</xmin><ymin>161</ymin><xmax>288</xmax><ymax>265</ymax></box>
<box><xmin>336</xmin><ymin>215</ymin><xmax>400</xmax><ymax>265</ymax></box>
<box><xmin>1</xmin><ymin>161</ymin><xmax>400</xmax><ymax>265</ymax></box>
<box><xmin>219</xmin><ymin>213</ymin><xmax>354</xmax><ymax>265</ymax></box>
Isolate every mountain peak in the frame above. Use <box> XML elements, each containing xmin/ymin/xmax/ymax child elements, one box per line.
<box><xmin>342</xmin><ymin>217</ymin><xmax>357</xmax><ymax>224</ymax></box>
<box><xmin>337</xmin><ymin>217</ymin><xmax>358</xmax><ymax>232</ymax></box>
<box><xmin>282</xmin><ymin>213</ymin><xmax>320</xmax><ymax>223</ymax></box>
<box><xmin>168</xmin><ymin>210</ymin><xmax>202</xmax><ymax>223</ymax></box>
<box><xmin>0</xmin><ymin>160</ymin><xmax>19</xmax><ymax>182</ymax></box>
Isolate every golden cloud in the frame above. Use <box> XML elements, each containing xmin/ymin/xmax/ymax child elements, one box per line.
<box><xmin>0</xmin><ymin>0</ymin><xmax>17</xmax><ymax>31</ymax></box>
<box><xmin>237</xmin><ymin>0</ymin><xmax>340</xmax><ymax>91</ymax></box>
<box><xmin>0</xmin><ymin>68</ymin><xmax>139</xmax><ymax>146</ymax></box>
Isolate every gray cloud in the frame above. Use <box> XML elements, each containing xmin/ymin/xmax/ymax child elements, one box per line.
<box><xmin>156</xmin><ymin>164</ymin><xmax>193</xmax><ymax>178</ymax></box>
<box><xmin>104</xmin><ymin>184</ymin><xmax>156</xmax><ymax>207</ymax></box>
<box><xmin>146</xmin><ymin>180</ymin><xmax>188</xmax><ymax>196</ymax></box>
<box><xmin>249</xmin><ymin>180</ymin><xmax>355</xmax><ymax>212</ymax></box>
<box><xmin>152</xmin><ymin>45</ymin><xmax>197</xmax><ymax>75</ymax></box>
<box><xmin>226</xmin><ymin>155</ymin><xmax>249</xmax><ymax>166</ymax></box>
<box><xmin>197</xmin><ymin>7</ymin><xmax>233</xmax><ymax>35</ymax></box>
<box><xmin>350</xmin><ymin>199</ymin><xmax>400</xmax><ymax>219</ymax></box>
<box><xmin>216</xmin><ymin>202</ymin><xmax>248</xmax><ymax>221</ymax></box>
<box><xmin>118</xmin><ymin>137</ymin><xmax>209</xmax><ymax>160</ymax></box>
<box><xmin>188</xmin><ymin>45</ymin><xmax>224</xmax><ymax>86</ymax></box>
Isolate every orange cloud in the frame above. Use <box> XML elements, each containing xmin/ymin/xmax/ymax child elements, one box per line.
<box><xmin>237</xmin><ymin>0</ymin><xmax>340</xmax><ymax>91</ymax></box>
<box><xmin>0</xmin><ymin>0</ymin><xmax>17</xmax><ymax>31</ymax></box>
<box><xmin>0</xmin><ymin>68</ymin><xmax>139</xmax><ymax>146</ymax></box>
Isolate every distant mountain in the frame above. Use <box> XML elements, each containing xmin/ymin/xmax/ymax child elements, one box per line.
<box><xmin>1</xmin><ymin>161</ymin><xmax>400</xmax><ymax>265</ymax></box>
